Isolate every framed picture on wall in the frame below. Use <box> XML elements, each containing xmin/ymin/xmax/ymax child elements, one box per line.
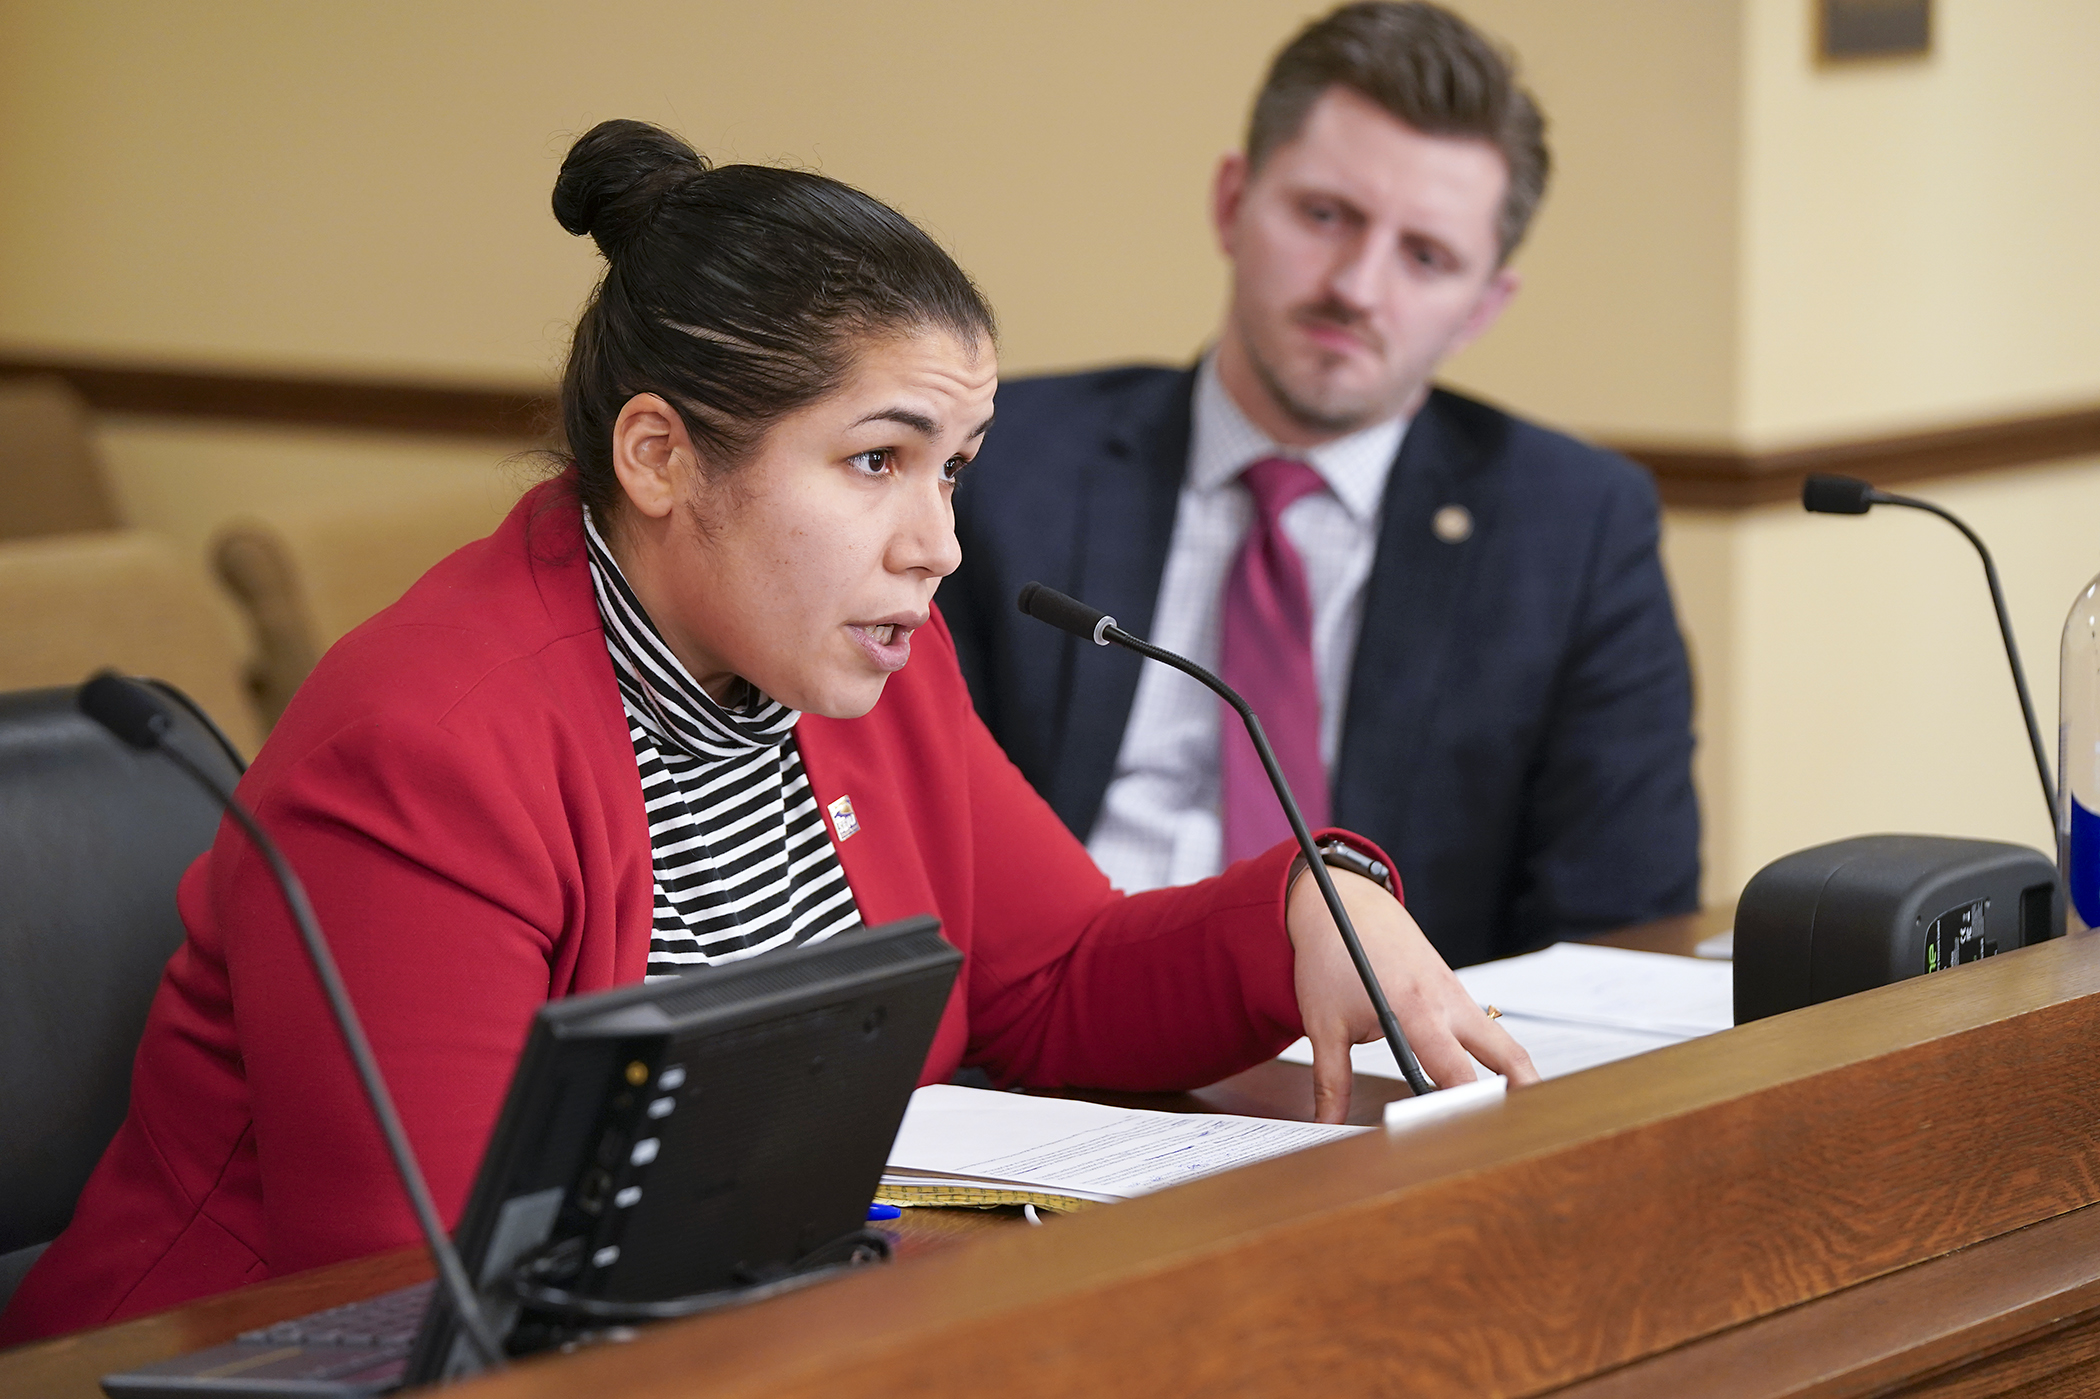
<box><xmin>1819</xmin><ymin>0</ymin><xmax>1931</xmax><ymax>62</ymax></box>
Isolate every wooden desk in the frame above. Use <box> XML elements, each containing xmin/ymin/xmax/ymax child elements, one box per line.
<box><xmin>18</xmin><ymin>910</ymin><xmax>2100</xmax><ymax>1398</ymax></box>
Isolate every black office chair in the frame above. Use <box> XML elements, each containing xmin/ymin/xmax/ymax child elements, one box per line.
<box><xmin>0</xmin><ymin>680</ymin><xmax>245</xmax><ymax>1310</ymax></box>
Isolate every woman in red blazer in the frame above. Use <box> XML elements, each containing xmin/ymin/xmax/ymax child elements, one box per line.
<box><xmin>0</xmin><ymin>121</ymin><xmax>1530</xmax><ymax>1342</ymax></box>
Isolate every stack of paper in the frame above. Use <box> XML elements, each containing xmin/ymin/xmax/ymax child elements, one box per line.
<box><xmin>879</xmin><ymin>1084</ymin><xmax>1366</xmax><ymax>1212</ymax></box>
<box><xmin>1278</xmin><ymin>941</ymin><xmax>1735</xmax><ymax>1083</ymax></box>
<box><xmin>881</xmin><ymin>948</ymin><xmax>1732</xmax><ymax>1212</ymax></box>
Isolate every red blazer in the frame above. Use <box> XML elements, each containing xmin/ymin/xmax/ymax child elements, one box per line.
<box><xmin>1</xmin><ymin>482</ymin><xmax>1380</xmax><ymax>1342</ymax></box>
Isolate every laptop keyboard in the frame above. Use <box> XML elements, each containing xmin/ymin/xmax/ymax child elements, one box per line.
<box><xmin>237</xmin><ymin>1280</ymin><xmax>434</xmax><ymax>1350</ymax></box>
<box><xmin>102</xmin><ymin>1282</ymin><xmax>433</xmax><ymax>1396</ymax></box>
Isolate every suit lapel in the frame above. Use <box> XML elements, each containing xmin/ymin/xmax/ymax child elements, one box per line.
<box><xmin>1337</xmin><ymin>390</ymin><xmax>1504</xmax><ymax>831</ymax></box>
<box><xmin>1050</xmin><ymin>370</ymin><xmax>1193</xmax><ymax>828</ymax></box>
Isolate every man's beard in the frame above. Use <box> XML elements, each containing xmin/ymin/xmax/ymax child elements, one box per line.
<box><xmin>1241</xmin><ymin>297</ymin><xmax>1396</xmax><ymax>437</ymax></box>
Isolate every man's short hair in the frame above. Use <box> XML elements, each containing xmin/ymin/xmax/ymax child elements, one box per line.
<box><xmin>1246</xmin><ymin>2</ymin><xmax>1551</xmax><ymax>263</ymax></box>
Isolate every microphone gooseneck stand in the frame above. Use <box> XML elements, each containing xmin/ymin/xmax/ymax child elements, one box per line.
<box><xmin>77</xmin><ymin>672</ymin><xmax>509</xmax><ymax>1373</ymax></box>
<box><xmin>1015</xmin><ymin>583</ymin><xmax>1437</xmax><ymax>1096</ymax></box>
<box><xmin>1801</xmin><ymin>474</ymin><xmax>2056</xmax><ymax>826</ymax></box>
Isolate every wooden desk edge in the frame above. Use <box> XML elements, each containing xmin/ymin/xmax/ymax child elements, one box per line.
<box><xmin>28</xmin><ymin>907</ymin><xmax>2100</xmax><ymax>1399</ymax></box>
<box><xmin>1547</xmin><ymin>1201</ymin><xmax>2100</xmax><ymax>1399</ymax></box>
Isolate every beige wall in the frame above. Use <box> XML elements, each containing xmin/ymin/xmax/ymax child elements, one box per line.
<box><xmin>1739</xmin><ymin>0</ymin><xmax>2100</xmax><ymax>446</ymax></box>
<box><xmin>1665</xmin><ymin>454</ymin><xmax>2100</xmax><ymax>897</ymax></box>
<box><xmin>4</xmin><ymin>0</ymin><xmax>2098</xmax><ymax>910</ymax></box>
<box><xmin>1680</xmin><ymin>0</ymin><xmax>2100</xmax><ymax>896</ymax></box>
<box><xmin>1438</xmin><ymin>1</ymin><xmax>1745</xmax><ymax>442</ymax></box>
<box><xmin>10</xmin><ymin>3</ymin><xmax>2087</xmax><ymax>449</ymax></box>
<box><xmin>0</xmin><ymin>0</ymin><xmax>1293</xmax><ymax>384</ymax></box>
<box><xmin>0</xmin><ymin>1</ymin><xmax>1753</xmax><ymax>440</ymax></box>
<box><xmin>0</xmin><ymin>0</ymin><xmax>1316</xmax><ymax>558</ymax></box>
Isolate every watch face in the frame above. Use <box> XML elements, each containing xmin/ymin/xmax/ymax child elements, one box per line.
<box><xmin>1317</xmin><ymin>840</ymin><xmax>1392</xmax><ymax>895</ymax></box>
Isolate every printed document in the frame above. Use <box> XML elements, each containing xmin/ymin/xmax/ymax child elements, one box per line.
<box><xmin>1278</xmin><ymin>941</ymin><xmax>1734</xmax><ymax>1082</ymax></box>
<box><xmin>883</xmin><ymin>1085</ymin><xmax>1364</xmax><ymax>1206</ymax></box>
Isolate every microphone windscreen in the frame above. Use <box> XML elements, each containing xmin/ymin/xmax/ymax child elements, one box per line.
<box><xmin>1016</xmin><ymin>582</ymin><xmax>1109</xmax><ymax>640</ymax></box>
<box><xmin>1803</xmin><ymin>474</ymin><xmax>1877</xmax><ymax>515</ymax></box>
<box><xmin>79</xmin><ymin>670</ymin><xmax>173</xmax><ymax>751</ymax></box>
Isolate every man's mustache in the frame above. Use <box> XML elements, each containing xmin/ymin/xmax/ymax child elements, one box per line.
<box><xmin>1290</xmin><ymin>298</ymin><xmax>1382</xmax><ymax>353</ymax></box>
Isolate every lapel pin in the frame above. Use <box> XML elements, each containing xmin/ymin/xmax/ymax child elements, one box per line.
<box><xmin>826</xmin><ymin>794</ymin><xmax>861</xmax><ymax>842</ymax></box>
<box><xmin>1432</xmin><ymin>504</ymin><xmax>1474</xmax><ymax>544</ymax></box>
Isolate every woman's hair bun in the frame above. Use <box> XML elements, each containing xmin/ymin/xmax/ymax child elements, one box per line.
<box><xmin>552</xmin><ymin>119</ymin><xmax>708</xmax><ymax>260</ymax></box>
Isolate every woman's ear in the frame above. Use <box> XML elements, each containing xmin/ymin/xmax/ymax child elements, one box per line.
<box><xmin>610</xmin><ymin>394</ymin><xmax>696</xmax><ymax>521</ymax></box>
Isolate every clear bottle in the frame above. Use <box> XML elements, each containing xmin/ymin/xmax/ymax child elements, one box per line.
<box><xmin>2060</xmin><ymin>573</ymin><xmax>2100</xmax><ymax>932</ymax></box>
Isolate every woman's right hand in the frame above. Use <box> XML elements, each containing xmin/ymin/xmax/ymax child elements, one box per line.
<box><xmin>1286</xmin><ymin>867</ymin><xmax>1538</xmax><ymax>1123</ymax></box>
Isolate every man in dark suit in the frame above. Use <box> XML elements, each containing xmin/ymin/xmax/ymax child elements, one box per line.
<box><xmin>942</xmin><ymin>2</ymin><xmax>1698</xmax><ymax>968</ymax></box>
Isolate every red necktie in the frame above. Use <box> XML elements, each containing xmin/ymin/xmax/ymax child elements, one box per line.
<box><xmin>1219</xmin><ymin>456</ymin><xmax>1329</xmax><ymax>864</ymax></box>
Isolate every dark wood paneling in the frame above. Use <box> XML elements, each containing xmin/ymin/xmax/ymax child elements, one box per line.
<box><xmin>1623</xmin><ymin>405</ymin><xmax>2100</xmax><ymax>510</ymax></box>
<box><xmin>1902</xmin><ymin>1318</ymin><xmax>2100</xmax><ymax>1399</ymax></box>
<box><xmin>0</xmin><ymin>355</ymin><xmax>555</xmax><ymax>441</ymax></box>
<box><xmin>1550</xmin><ymin>1203</ymin><xmax>2100</xmax><ymax>1399</ymax></box>
<box><xmin>6</xmin><ymin>353</ymin><xmax>2098</xmax><ymax>511</ymax></box>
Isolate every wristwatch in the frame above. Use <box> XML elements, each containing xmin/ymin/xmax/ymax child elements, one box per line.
<box><xmin>1287</xmin><ymin>837</ymin><xmax>1397</xmax><ymax>898</ymax></box>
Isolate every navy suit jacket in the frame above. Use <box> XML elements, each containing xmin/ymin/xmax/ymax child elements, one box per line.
<box><xmin>942</xmin><ymin>365</ymin><xmax>1700</xmax><ymax>967</ymax></box>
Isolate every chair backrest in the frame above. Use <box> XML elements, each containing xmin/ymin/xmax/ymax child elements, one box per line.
<box><xmin>0</xmin><ymin>682</ymin><xmax>245</xmax><ymax>1309</ymax></box>
<box><xmin>213</xmin><ymin>476</ymin><xmax>521</xmax><ymax>727</ymax></box>
<box><xmin>0</xmin><ymin>529</ymin><xmax>260</xmax><ymax>755</ymax></box>
<box><xmin>0</xmin><ymin>375</ymin><xmax>120</xmax><ymax>542</ymax></box>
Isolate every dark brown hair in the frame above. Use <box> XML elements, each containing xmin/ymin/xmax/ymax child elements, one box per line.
<box><xmin>1246</xmin><ymin>2</ymin><xmax>1550</xmax><ymax>262</ymax></box>
<box><xmin>552</xmin><ymin>120</ymin><xmax>995</xmax><ymax>522</ymax></box>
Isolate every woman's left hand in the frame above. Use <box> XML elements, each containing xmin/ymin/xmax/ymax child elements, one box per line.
<box><xmin>1287</xmin><ymin>867</ymin><xmax>1539</xmax><ymax>1123</ymax></box>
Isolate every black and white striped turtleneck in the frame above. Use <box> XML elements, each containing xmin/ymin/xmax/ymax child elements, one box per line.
<box><xmin>583</xmin><ymin>507</ymin><xmax>862</xmax><ymax>977</ymax></box>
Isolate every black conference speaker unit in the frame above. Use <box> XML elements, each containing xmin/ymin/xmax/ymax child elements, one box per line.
<box><xmin>1734</xmin><ymin>834</ymin><xmax>2061</xmax><ymax>1024</ymax></box>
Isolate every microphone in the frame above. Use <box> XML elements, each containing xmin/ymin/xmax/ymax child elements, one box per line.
<box><xmin>77</xmin><ymin>672</ymin><xmax>507</xmax><ymax>1371</ymax></box>
<box><xmin>1016</xmin><ymin>583</ymin><xmax>1436</xmax><ymax>1096</ymax></box>
<box><xmin>1800</xmin><ymin>474</ymin><xmax>1875</xmax><ymax>515</ymax></box>
<box><xmin>1800</xmin><ymin>475</ymin><xmax>2056</xmax><ymax>825</ymax></box>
